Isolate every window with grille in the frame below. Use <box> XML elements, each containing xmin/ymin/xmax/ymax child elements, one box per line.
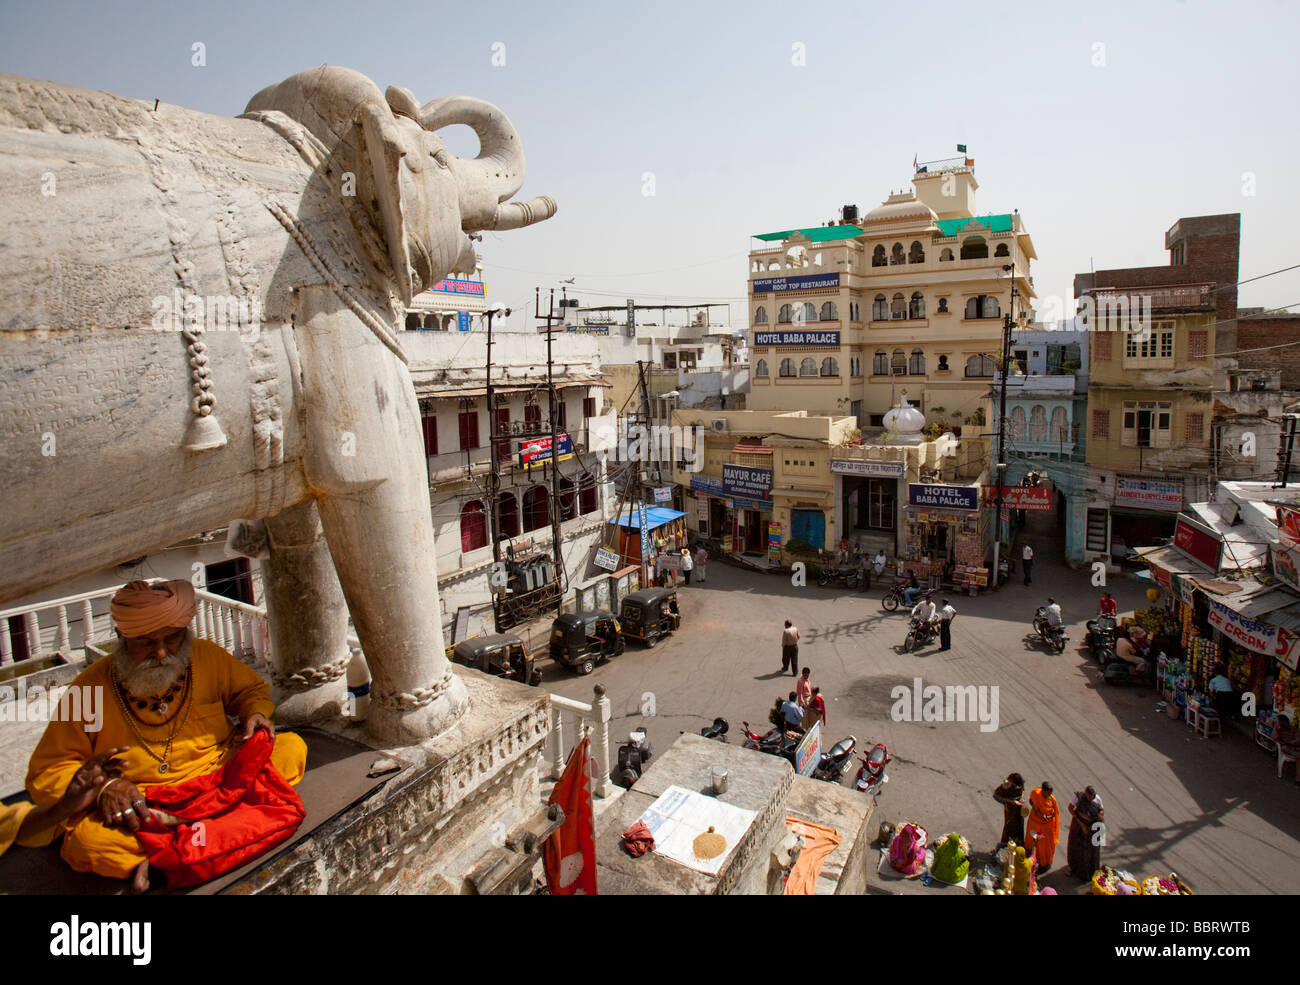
<box><xmin>1093</xmin><ymin>333</ymin><xmax>1112</xmax><ymax>362</ymax></box>
<box><xmin>1124</xmin><ymin>321</ymin><xmax>1175</xmax><ymax>365</ymax></box>
<box><xmin>1092</xmin><ymin>409</ymin><xmax>1110</xmax><ymax>440</ymax></box>
<box><xmin>1185</xmin><ymin>412</ymin><xmax>1204</xmax><ymax>443</ymax></box>
<box><xmin>1188</xmin><ymin>331</ymin><xmax>1208</xmax><ymax>360</ymax></box>
<box><xmin>1121</xmin><ymin>400</ymin><xmax>1172</xmax><ymax>447</ymax></box>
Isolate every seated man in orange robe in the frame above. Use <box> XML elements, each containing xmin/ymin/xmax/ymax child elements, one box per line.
<box><xmin>26</xmin><ymin>579</ymin><xmax>307</xmax><ymax>891</ymax></box>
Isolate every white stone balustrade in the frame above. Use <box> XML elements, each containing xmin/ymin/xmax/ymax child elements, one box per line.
<box><xmin>548</xmin><ymin>684</ymin><xmax>612</xmax><ymax>799</ymax></box>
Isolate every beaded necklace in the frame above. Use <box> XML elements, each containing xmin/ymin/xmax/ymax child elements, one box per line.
<box><xmin>110</xmin><ymin>666</ymin><xmax>194</xmax><ymax>775</ymax></box>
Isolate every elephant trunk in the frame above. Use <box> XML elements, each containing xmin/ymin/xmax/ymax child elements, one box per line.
<box><xmin>411</xmin><ymin>95</ymin><xmax>527</xmax><ymax>228</ymax></box>
<box><xmin>490</xmin><ymin>195</ymin><xmax>558</xmax><ymax>231</ymax></box>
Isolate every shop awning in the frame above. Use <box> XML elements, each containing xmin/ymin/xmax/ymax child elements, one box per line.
<box><xmin>611</xmin><ymin>506</ymin><xmax>687</xmax><ymax>531</ymax></box>
<box><xmin>1185</xmin><ymin>502</ymin><xmax>1269</xmax><ymax>571</ymax></box>
<box><xmin>732</xmin><ymin>441</ymin><xmax>773</xmax><ymax>454</ymax></box>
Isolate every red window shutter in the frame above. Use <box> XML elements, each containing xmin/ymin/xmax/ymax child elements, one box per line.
<box><xmin>459</xmin><ymin>411</ymin><xmax>479</xmax><ymax>450</ymax></box>
<box><xmin>460</xmin><ymin>501</ymin><xmax>486</xmax><ymax>552</ymax></box>
<box><xmin>421</xmin><ymin>415</ymin><xmax>438</xmax><ymax>456</ymax></box>
<box><xmin>1094</xmin><ymin>334</ymin><xmax>1111</xmax><ymax>362</ymax></box>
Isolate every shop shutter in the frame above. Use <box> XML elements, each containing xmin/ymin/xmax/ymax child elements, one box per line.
<box><xmin>791</xmin><ymin>509</ymin><xmax>825</xmax><ymax>551</ymax></box>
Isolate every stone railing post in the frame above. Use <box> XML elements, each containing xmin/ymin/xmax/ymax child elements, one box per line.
<box><xmin>593</xmin><ymin>683</ymin><xmax>612</xmax><ymax>798</ymax></box>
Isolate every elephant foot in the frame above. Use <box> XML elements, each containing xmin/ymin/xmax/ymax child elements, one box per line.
<box><xmin>365</xmin><ymin>673</ymin><xmax>470</xmax><ymax>746</ymax></box>
<box><xmin>272</xmin><ymin>675</ymin><xmax>349</xmax><ymax>724</ymax></box>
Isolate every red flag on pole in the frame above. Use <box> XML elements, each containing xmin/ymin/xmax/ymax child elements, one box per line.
<box><xmin>544</xmin><ymin>734</ymin><xmax>598</xmax><ymax>894</ymax></box>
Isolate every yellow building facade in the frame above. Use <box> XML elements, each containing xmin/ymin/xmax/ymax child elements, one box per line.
<box><xmin>747</xmin><ymin>165</ymin><xmax>1036</xmax><ymax>429</ymax></box>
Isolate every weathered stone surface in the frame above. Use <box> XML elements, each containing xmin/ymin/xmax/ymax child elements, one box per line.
<box><xmin>0</xmin><ymin>68</ymin><xmax>556</xmax><ymax>742</ymax></box>
<box><xmin>785</xmin><ymin>774</ymin><xmax>874</xmax><ymax>895</ymax></box>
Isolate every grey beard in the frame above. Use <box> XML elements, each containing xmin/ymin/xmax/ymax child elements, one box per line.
<box><xmin>113</xmin><ymin>631</ymin><xmax>192</xmax><ymax>698</ymax></box>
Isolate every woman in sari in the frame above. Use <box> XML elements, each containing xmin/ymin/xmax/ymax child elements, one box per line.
<box><xmin>993</xmin><ymin>772</ymin><xmax>1025</xmax><ymax>849</ymax></box>
<box><xmin>1067</xmin><ymin>786</ymin><xmax>1104</xmax><ymax>880</ymax></box>
<box><xmin>1024</xmin><ymin>781</ymin><xmax>1060</xmax><ymax>872</ymax></box>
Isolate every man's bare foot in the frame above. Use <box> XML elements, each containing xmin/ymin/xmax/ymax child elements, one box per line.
<box><xmin>131</xmin><ymin>860</ymin><xmax>150</xmax><ymax>894</ymax></box>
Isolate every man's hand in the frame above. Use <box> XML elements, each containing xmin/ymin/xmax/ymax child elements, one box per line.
<box><xmin>99</xmin><ymin>776</ymin><xmax>149</xmax><ymax>833</ymax></box>
<box><xmin>60</xmin><ymin>746</ymin><xmax>130</xmax><ymax>818</ymax></box>
<box><xmin>242</xmin><ymin>712</ymin><xmax>275</xmax><ymax>741</ymax></box>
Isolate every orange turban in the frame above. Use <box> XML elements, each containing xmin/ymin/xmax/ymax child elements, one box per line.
<box><xmin>110</xmin><ymin>579</ymin><xmax>197</xmax><ymax>638</ymax></box>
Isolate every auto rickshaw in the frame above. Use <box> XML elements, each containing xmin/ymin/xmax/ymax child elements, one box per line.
<box><xmin>447</xmin><ymin>633</ymin><xmax>543</xmax><ymax>686</ymax></box>
<box><xmin>549</xmin><ymin>610</ymin><xmax>624</xmax><ymax>675</ymax></box>
<box><xmin>618</xmin><ymin>588</ymin><xmax>681</xmax><ymax>647</ymax></box>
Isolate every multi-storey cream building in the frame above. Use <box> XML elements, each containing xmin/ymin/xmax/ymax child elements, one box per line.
<box><xmin>747</xmin><ymin>164</ymin><xmax>1036</xmax><ymax>429</ymax></box>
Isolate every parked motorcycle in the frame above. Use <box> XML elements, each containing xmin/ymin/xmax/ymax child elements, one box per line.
<box><xmin>810</xmin><ymin>735</ymin><xmax>857</xmax><ymax>783</ymax></box>
<box><xmin>818</xmin><ymin>558</ymin><xmax>861</xmax><ymax>590</ymax></box>
<box><xmin>1085</xmin><ymin>615</ymin><xmax>1118</xmax><ymax>663</ymax></box>
<box><xmin>852</xmin><ymin>741</ymin><xmax>891</xmax><ymax>796</ymax></box>
<box><xmin>1032</xmin><ymin>606</ymin><xmax>1068</xmax><ymax>654</ymax></box>
<box><xmin>613</xmin><ymin>727</ymin><xmax>653</xmax><ymax>789</ymax></box>
<box><xmin>740</xmin><ymin>720</ymin><xmax>798</xmax><ymax>757</ymax></box>
<box><xmin>904</xmin><ymin>616</ymin><xmax>939</xmax><ymax>652</ymax></box>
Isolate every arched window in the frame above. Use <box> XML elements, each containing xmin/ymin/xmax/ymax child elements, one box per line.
<box><xmin>579</xmin><ymin>472</ymin><xmax>598</xmax><ymax>515</ymax></box>
<box><xmin>820</xmin><ymin>301</ymin><xmax>838</xmax><ymax>321</ymax></box>
<box><xmin>558</xmin><ymin>476</ymin><xmax>577</xmax><ymax>521</ymax></box>
<box><xmin>1029</xmin><ymin>405</ymin><xmax>1048</xmax><ymax>442</ymax></box>
<box><xmin>891</xmin><ymin>349</ymin><xmax>907</xmax><ymax>374</ymax></box>
<box><xmin>965</xmin><ymin>295</ymin><xmax>1000</xmax><ymax>319</ymax></box>
<box><xmin>850</xmin><ymin>301</ymin><xmax>860</xmax><ymax>321</ymax></box>
<box><xmin>405</xmin><ymin>312</ymin><xmax>422</xmax><ymax>330</ymax></box>
<box><xmin>940</xmin><ymin>248</ymin><xmax>954</xmax><ymax>262</ymax></box>
<box><xmin>820</xmin><ymin>357</ymin><xmax>838</xmax><ymax>377</ymax></box>
<box><xmin>778</xmin><ymin>304</ymin><xmax>793</xmax><ymax>324</ymax></box>
<box><xmin>891</xmin><ymin>243</ymin><xmax>905</xmax><ymax>265</ymax></box>
<box><xmin>426</xmin><ymin>313</ymin><xmax>441</xmax><ymax>329</ymax></box>
<box><xmin>800</xmin><ymin>302</ymin><xmax>817</xmax><ymax>322</ymax></box>
<box><xmin>960</xmin><ymin>236</ymin><xmax>988</xmax><ymax>260</ymax></box>
<box><xmin>1050</xmin><ymin>406</ymin><xmax>1069</xmax><ymax>443</ymax></box>
<box><xmin>460</xmin><ymin>500</ymin><xmax>487</xmax><ymax>553</ymax></box>
<box><xmin>755</xmin><ymin>358</ymin><xmax>769</xmax><ymax>377</ymax></box>
<box><xmin>909</xmin><ymin>241</ymin><xmax>925</xmax><ymax>264</ymax></box>
<box><xmin>873</xmin><ymin>350</ymin><xmax>889</xmax><ymax>375</ymax></box>
<box><xmin>754</xmin><ymin>305</ymin><xmax>768</xmax><ymax>324</ymax></box>
<box><xmin>779</xmin><ymin>358</ymin><xmax>796</xmax><ymax>377</ymax></box>
<box><xmin>523</xmin><ymin>486</ymin><xmax>549</xmax><ymax>532</ymax></box>
<box><xmin>909</xmin><ymin>348</ymin><xmax>925</xmax><ymax>375</ymax></box>
<box><xmin>1009</xmin><ymin>406</ymin><xmax>1026</xmax><ymax>438</ymax></box>
<box><xmin>994</xmin><ymin>243</ymin><xmax>1010</xmax><ymax>257</ymax></box>
<box><xmin>872</xmin><ymin>245</ymin><xmax>887</xmax><ymax>267</ymax></box>
<box><xmin>965</xmin><ymin>354</ymin><xmax>996</xmax><ymax>377</ymax></box>
<box><xmin>497</xmin><ymin>492</ymin><xmax>519</xmax><ymax>538</ymax></box>
<box><xmin>799</xmin><ymin>357</ymin><xmax>818</xmax><ymax>377</ymax></box>
<box><xmin>937</xmin><ymin>297</ymin><xmax>949</xmax><ymax>313</ymax></box>
<box><xmin>909</xmin><ymin>291</ymin><xmax>926</xmax><ymax>319</ymax></box>
<box><xmin>890</xmin><ymin>293</ymin><xmax>907</xmax><ymax>320</ymax></box>
<box><xmin>872</xmin><ymin>294</ymin><xmax>888</xmax><ymax>320</ymax></box>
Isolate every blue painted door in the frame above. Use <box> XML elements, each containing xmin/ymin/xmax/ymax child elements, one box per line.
<box><xmin>792</xmin><ymin>509</ymin><xmax>825</xmax><ymax>551</ymax></box>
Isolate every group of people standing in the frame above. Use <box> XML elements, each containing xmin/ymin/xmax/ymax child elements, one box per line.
<box><xmin>775</xmin><ymin>666</ymin><xmax>828</xmax><ymax>733</ymax></box>
<box><xmin>994</xmin><ymin>772</ymin><xmax>1105</xmax><ymax>884</ymax></box>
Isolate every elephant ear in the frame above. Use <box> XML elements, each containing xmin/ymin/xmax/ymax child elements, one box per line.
<box><xmin>357</xmin><ymin>101</ymin><xmax>414</xmax><ymax>305</ymax></box>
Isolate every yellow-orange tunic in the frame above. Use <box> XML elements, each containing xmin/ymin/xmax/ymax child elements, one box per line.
<box><xmin>26</xmin><ymin>638</ymin><xmax>306</xmax><ymax>880</ymax></box>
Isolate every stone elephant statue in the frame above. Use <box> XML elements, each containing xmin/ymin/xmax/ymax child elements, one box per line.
<box><xmin>0</xmin><ymin>67</ymin><xmax>557</xmax><ymax>743</ymax></box>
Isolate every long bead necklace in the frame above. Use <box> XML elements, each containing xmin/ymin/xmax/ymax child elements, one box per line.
<box><xmin>110</xmin><ymin>667</ymin><xmax>194</xmax><ymax>775</ymax></box>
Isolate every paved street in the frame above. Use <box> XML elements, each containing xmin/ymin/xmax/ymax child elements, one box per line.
<box><xmin>546</xmin><ymin>516</ymin><xmax>1300</xmax><ymax>895</ymax></box>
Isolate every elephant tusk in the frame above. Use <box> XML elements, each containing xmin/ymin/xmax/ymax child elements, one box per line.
<box><xmin>488</xmin><ymin>196</ymin><xmax>557</xmax><ymax>231</ymax></box>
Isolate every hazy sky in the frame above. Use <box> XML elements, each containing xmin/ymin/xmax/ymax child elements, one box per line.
<box><xmin>3</xmin><ymin>0</ymin><xmax>1297</xmax><ymax>332</ymax></box>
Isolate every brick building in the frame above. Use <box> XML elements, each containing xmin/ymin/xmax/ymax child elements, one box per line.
<box><xmin>1237</xmin><ymin>310</ymin><xmax>1300</xmax><ymax>389</ymax></box>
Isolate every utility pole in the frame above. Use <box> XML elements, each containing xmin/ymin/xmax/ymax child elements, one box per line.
<box><xmin>991</xmin><ymin>262</ymin><xmax>1017</xmax><ymax>590</ymax></box>
<box><xmin>1276</xmin><ymin>414</ymin><xmax>1299</xmax><ymax>488</ymax></box>
<box><xmin>535</xmin><ymin>287</ymin><xmax>566</xmax><ymax>616</ymax></box>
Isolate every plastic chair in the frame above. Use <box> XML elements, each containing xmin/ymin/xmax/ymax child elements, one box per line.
<box><xmin>1278</xmin><ymin>745</ymin><xmax>1297</xmax><ymax>780</ymax></box>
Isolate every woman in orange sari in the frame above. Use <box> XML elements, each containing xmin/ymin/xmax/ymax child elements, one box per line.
<box><xmin>1024</xmin><ymin>781</ymin><xmax>1060</xmax><ymax>872</ymax></box>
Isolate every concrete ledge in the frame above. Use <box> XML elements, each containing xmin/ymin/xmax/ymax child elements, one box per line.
<box><xmin>785</xmin><ymin>774</ymin><xmax>875</xmax><ymax>895</ymax></box>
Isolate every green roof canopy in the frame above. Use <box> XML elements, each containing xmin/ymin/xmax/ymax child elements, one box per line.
<box><xmin>934</xmin><ymin>214</ymin><xmax>1015</xmax><ymax>236</ymax></box>
<box><xmin>753</xmin><ymin>225</ymin><xmax>865</xmax><ymax>243</ymax></box>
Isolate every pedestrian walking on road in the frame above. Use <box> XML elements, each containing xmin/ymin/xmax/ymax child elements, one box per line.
<box><xmin>1025</xmin><ymin>781</ymin><xmax>1060</xmax><ymax>873</ymax></box>
<box><xmin>938</xmin><ymin>598</ymin><xmax>956</xmax><ymax>651</ymax></box>
<box><xmin>781</xmin><ymin>620</ymin><xmax>800</xmax><ymax>676</ymax></box>
<box><xmin>681</xmin><ymin>548</ymin><xmax>693</xmax><ymax>585</ymax></box>
<box><xmin>695</xmin><ymin>545</ymin><xmax>708</xmax><ymax>583</ymax></box>
<box><xmin>1067</xmin><ymin>786</ymin><xmax>1104</xmax><ymax>880</ymax></box>
<box><xmin>796</xmin><ymin>667</ymin><xmax>812</xmax><ymax>705</ymax></box>
<box><xmin>1022</xmin><ymin>543</ymin><xmax>1034</xmax><ymax>586</ymax></box>
<box><xmin>993</xmin><ymin>772</ymin><xmax>1026</xmax><ymax>850</ymax></box>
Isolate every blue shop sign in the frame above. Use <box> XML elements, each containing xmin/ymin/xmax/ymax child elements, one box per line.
<box><xmin>751</xmin><ymin>272</ymin><xmax>840</xmax><ymax>294</ymax></box>
<box><xmin>908</xmin><ymin>483</ymin><xmax>978</xmax><ymax>511</ymax></box>
<box><xmin>731</xmin><ymin>497</ymin><xmax>772</xmax><ymax>511</ymax></box>
<box><xmin>690</xmin><ymin>474</ymin><xmax>725</xmax><ymax>496</ymax></box>
<box><xmin>752</xmin><ymin>330</ymin><xmax>840</xmax><ymax>347</ymax></box>
<box><xmin>723</xmin><ymin>463</ymin><xmax>773</xmax><ymax>501</ymax></box>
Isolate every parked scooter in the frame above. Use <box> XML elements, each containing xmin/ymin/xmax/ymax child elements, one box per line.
<box><xmin>740</xmin><ymin>721</ymin><xmax>796</xmax><ymax>757</ymax></box>
<box><xmin>613</xmin><ymin>727</ymin><xmax>653</xmax><ymax>789</ymax></box>
<box><xmin>1032</xmin><ymin>606</ymin><xmax>1068</xmax><ymax>653</ymax></box>
<box><xmin>904</xmin><ymin>616</ymin><xmax>939</xmax><ymax>652</ymax></box>
<box><xmin>852</xmin><ymin>741</ymin><xmax>891</xmax><ymax>796</ymax></box>
<box><xmin>810</xmin><ymin>735</ymin><xmax>857</xmax><ymax>783</ymax></box>
<box><xmin>1085</xmin><ymin>615</ymin><xmax>1118</xmax><ymax>663</ymax></box>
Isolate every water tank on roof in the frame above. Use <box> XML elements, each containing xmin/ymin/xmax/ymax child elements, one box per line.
<box><xmin>842</xmin><ymin>204</ymin><xmax>859</xmax><ymax>222</ymax></box>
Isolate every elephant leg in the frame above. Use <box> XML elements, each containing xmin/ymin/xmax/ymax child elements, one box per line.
<box><xmin>262</xmin><ymin>499</ymin><xmax>351</xmax><ymax>723</ymax></box>
<box><xmin>292</xmin><ymin>286</ymin><xmax>468</xmax><ymax>744</ymax></box>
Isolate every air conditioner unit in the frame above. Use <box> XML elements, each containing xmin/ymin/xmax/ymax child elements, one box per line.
<box><xmin>711</xmin><ymin>419</ymin><xmax>729</xmax><ymax>432</ymax></box>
